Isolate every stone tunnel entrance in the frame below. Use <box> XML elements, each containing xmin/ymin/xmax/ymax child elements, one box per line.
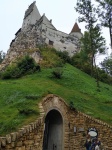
<box><xmin>43</xmin><ymin>109</ymin><xmax>63</xmax><ymax>150</ymax></box>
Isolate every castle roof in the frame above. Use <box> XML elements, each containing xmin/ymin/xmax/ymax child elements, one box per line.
<box><xmin>24</xmin><ymin>1</ymin><xmax>35</xmax><ymax>19</ymax></box>
<box><xmin>71</xmin><ymin>22</ymin><xmax>81</xmax><ymax>33</ymax></box>
<box><xmin>37</xmin><ymin>14</ymin><xmax>57</xmax><ymax>31</ymax></box>
<box><xmin>24</xmin><ymin>1</ymin><xmax>40</xmax><ymax>20</ymax></box>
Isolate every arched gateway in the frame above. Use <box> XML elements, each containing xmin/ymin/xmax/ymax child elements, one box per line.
<box><xmin>43</xmin><ymin>109</ymin><xmax>63</xmax><ymax>150</ymax></box>
<box><xmin>41</xmin><ymin>94</ymin><xmax>69</xmax><ymax>150</ymax></box>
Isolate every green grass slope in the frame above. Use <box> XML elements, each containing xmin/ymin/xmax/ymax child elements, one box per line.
<box><xmin>0</xmin><ymin>63</ymin><xmax>112</xmax><ymax>135</ymax></box>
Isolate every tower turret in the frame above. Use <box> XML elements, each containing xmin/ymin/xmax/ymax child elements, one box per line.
<box><xmin>70</xmin><ymin>22</ymin><xmax>82</xmax><ymax>39</ymax></box>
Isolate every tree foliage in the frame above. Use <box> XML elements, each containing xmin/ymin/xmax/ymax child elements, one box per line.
<box><xmin>80</xmin><ymin>29</ymin><xmax>106</xmax><ymax>62</ymax></box>
<box><xmin>100</xmin><ymin>55</ymin><xmax>112</xmax><ymax>75</ymax></box>
<box><xmin>75</xmin><ymin>0</ymin><xmax>107</xmax><ymax>87</ymax></box>
<box><xmin>96</xmin><ymin>0</ymin><xmax>112</xmax><ymax>49</ymax></box>
<box><xmin>75</xmin><ymin>0</ymin><xmax>106</xmax><ymax>70</ymax></box>
<box><xmin>0</xmin><ymin>51</ymin><xmax>6</xmax><ymax>63</ymax></box>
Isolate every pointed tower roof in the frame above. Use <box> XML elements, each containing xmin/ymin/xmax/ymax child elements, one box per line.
<box><xmin>37</xmin><ymin>14</ymin><xmax>57</xmax><ymax>30</ymax></box>
<box><xmin>24</xmin><ymin>1</ymin><xmax>41</xmax><ymax>20</ymax></box>
<box><xmin>71</xmin><ymin>22</ymin><xmax>81</xmax><ymax>33</ymax></box>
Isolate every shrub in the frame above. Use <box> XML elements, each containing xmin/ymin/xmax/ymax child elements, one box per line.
<box><xmin>52</xmin><ymin>68</ymin><xmax>63</xmax><ymax>79</ymax></box>
<box><xmin>1</xmin><ymin>55</ymin><xmax>40</xmax><ymax>79</ymax></box>
<box><xmin>18</xmin><ymin>108</ymin><xmax>38</xmax><ymax>115</ymax></box>
<box><xmin>69</xmin><ymin>101</ymin><xmax>76</xmax><ymax>111</ymax></box>
<box><xmin>55</xmin><ymin>51</ymin><xmax>71</xmax><ymax>63</ymax></box>
<box><xmin>1</xmin><ymin>65</ymin><xmax>21</xmax><ymax>79</ymax></box>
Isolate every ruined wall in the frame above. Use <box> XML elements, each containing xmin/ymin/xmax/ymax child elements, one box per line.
<box><xmin>0</xmin><ymin>95</ymin><xmax>112</xmax><ymax>150</ymax></box>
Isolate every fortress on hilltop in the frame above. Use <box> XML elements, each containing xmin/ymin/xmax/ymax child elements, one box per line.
<box><xmin>0</xmin><ymin>2</ymin><xmax>112</xmax><ymax>149</ymax></box>
<box><xmin>0</xmin><ymin>1</ymin><xmax>82</xmax><ymax>70</ymax></box>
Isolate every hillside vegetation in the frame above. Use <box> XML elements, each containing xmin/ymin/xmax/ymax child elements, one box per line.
<box><xmin>0</xmin><ymin>47</ymin><xmax>112</xmax><ymax>135</ymax></box>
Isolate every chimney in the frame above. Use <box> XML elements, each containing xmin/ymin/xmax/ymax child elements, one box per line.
<box><xmin>50</xmin><ymin>19</ymin><xmax>52</xmax><ymax>23</ymax></box>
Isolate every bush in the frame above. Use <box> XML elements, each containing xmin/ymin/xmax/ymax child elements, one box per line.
<box><xmin>18</xmin><ymin>108</ymin><xmax>38</xmax><ymax>115</ymax></box>
<box><xmin>1</xmin><ymin>55</ymin><xmax>40</xmax><ymax>79</ymax></box>
<box><xmin>1</xmin><ymin>65</ymin><xmax>21</xmax><ymax>79</ymax></box>
<box><xmin>52</xmin><ymin>68</ymin><xmax>63</xmax><ymax>79</ymax></box>
<box><xmin>55</xmin><ymin>51</ymin><xmax>71</xmax><ymax>63</ymax></box>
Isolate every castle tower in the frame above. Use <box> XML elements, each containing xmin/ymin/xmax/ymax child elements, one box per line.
<box><xmin>22</xmin><ymin>1</ymin><xmax>41</xmax><ymax>30</ymax></box>
<box><xmin>70</xmin><ymin>22</ymin><xmax>82</xmax><ymax>39</ymax></box>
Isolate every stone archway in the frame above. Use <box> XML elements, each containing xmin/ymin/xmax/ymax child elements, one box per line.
<box><xmin>40</xmin><ymin>94</ymin><xmax>71</xmax><ymax>149</ymax></box>
<box><xmin>43</xmin><ymin>109</ymin><xmax>63</xmax><ymax>150</ymax></box>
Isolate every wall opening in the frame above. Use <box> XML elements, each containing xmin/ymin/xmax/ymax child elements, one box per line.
<box><xmin>43</xmin><ymin>109</ymin><xmax>63</xmax><ymax>150</ymax></box>
<box><xmin>49</xmin><ymin>40</ymin><xmax>54</xmax><ymax>46</ymax></box>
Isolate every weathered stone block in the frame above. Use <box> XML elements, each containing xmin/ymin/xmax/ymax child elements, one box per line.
<box><xmin>6</xmin><ymin>134</ymin><xmax>11</xmax><ymax>143</ymax></box>
<box><xmin>16</xmin><ymin>141</ymin><xmax>23</xmax><ymax>147</ymax></box>
<box><xmin>11</xmin><ymin>133</ymin><xmax>17</xmax><ymax>142</ymax></box>
<box><xmin>1</xmin><ymin>137</ymin><xmax>6</xmax><ymax>147</ymax></box>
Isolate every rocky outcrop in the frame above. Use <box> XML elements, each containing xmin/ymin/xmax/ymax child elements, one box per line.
<box><xmin>0</xmin><ymin>2</ymin><xmax>82</xmax><ymax>71</ymax></box>
<box><xmin>0</xmin><ymin>25</ymin><xmax>44</xmax><ymax>71</ymax></box>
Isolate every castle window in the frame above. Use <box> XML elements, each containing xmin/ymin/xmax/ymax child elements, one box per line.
<box><xmin>60</xmin><ymin>39</ymin><xmax>65</xmax><ymax>43</ymax></box>
<box><xmin>49</xmin><ymin>40</ymin><xmax>54</xmax><ymax>46</ymax></box>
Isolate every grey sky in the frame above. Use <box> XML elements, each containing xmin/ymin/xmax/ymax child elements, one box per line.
<box><xmin>0</xmin><ymin>0</ymin><xmax>111</xmax><ymax>62</ymax></box>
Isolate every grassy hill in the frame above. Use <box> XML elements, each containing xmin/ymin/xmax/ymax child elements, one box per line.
<box><xmin>0</xmin><ymin>48</ymin><xmax>112</xmax><ymax>135</ymax></box>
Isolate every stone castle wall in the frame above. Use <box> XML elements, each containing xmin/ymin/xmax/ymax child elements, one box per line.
<box><xmin>0</xmin><ymin>94</ymin><xmax>112</xmax><ymax>150</ymax></box>
<box><xmin>0</xmin><ymin>25</ymin><xmax>44</xmax><ymax>71</ymax></box>
<box><xmin>0</xmin><ymin>22</ymin><xmax>80</xmax><ymax>71</ymax></box>
<box><xmin>43</xmin><ymin>27</ymin><xmax>80</xmax><ymax>55</ymax></box>
<box><xmin>0</xmin><ymin>17</ymin><xmax>81</xmax><ymax>71</ymax></box>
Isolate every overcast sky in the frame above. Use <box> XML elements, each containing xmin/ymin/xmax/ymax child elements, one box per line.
<box><xmin>0</xmin><ymin>0</ymin><xmax>111</xmax><ymax>63</ymax></box>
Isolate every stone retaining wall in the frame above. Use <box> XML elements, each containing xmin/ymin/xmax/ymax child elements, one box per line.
<box><xmin>0</xmin><ymin>94</ymin><xmax>112</xmax><ymax>150</ymax></box>
<box><xmin>0</xmin><ymin>118</ymin><xmax>44</xmax><ymax>150</ymax></box>
<box><xmin>41</xmin><ymin>94</ymin><xmax>112</xmax><ymax>150</ymax></box>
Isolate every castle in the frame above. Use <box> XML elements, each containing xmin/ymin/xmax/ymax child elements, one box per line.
<box><xmin>0</xmin><ymin>1</ymin><xmax>82</xmax><ymax>70</ymax></box>
<box><xmin>0</xmin><ymin>2</ymin><xmax>112</xmax><ymax>149</ymax></box>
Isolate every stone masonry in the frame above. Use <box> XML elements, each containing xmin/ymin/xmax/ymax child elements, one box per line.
<box><xmin>0</xmin><ymin>94</ymin><xmax>112</xmax><ymax>150</ymax></box>
<box><xmin>0</xmin><ymin>1</ymin><xmax>82</xmax><ymax>71</ymax></box>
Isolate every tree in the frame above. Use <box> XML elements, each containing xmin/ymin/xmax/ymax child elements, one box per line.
<box><xmin>80</xmin><ymin>31</ymin><xmax>91</xmax><ymax>64</ymax></box>
<box><xmin>100</xmin><ymin>55</ymin><xmax>112</xmax><ymax>75</ymax></box>
<box><xmin>96</xmin><ymin>0</ymin><xmax>112</xmax><ymax>50</ymax></box>
<box><xmin>0</xmin><ymin>51</ymin><xmax>6</xmax><ymax>63</ymax></box>
<box><xmin>75</xmin><ymin>0</ymin><xmax>97</xmax><ymax>75</ymax></box>
<box><xmin>75</xmin><ymin>0</ymin><xmax>107</xmax><ymax>87</ymax></box>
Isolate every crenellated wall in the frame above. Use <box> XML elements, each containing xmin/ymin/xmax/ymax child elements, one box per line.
<box><xmin>0</xmin><ymin>94</ymin><xmax>112</xmax><ymax>150</ymax></box>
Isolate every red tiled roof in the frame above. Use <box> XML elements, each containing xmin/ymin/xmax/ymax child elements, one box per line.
<box><xmin>71</xmin><ymin>22</ymin><xmax>81</xmax><ymax>33</ymax></box>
